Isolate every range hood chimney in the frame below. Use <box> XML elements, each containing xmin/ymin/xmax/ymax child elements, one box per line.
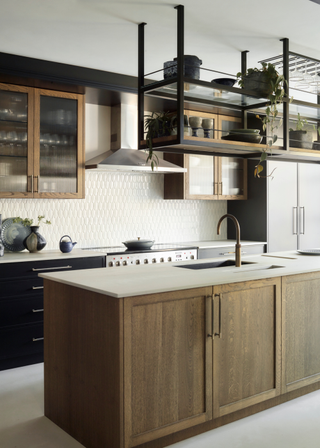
<box><xmin>85</xmin><ymin>104</ymin><xmax>186</xmax><ymax>173</ymax></box>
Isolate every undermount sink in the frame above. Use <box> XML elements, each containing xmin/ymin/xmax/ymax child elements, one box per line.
<box><xmin>175</xmin><ymin>260</ymin><xmax>255</xmax><ymax>270</ymax></box>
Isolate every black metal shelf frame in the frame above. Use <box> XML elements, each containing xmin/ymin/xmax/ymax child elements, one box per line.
<box><xmin>138</xmin><ymin>5</ymin><xmax>320</xmax><ymax>157</ymax></box>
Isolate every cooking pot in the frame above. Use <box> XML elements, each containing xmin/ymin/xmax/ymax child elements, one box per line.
<box><xmin>59</xmin><ymin>235</ymin><xmax>77</xmax><ymax>253</ymax></box>
<box><xmin>122</xmin><ymin>238</ymin><xmax>154</xmax><ymax>250</ymax></box>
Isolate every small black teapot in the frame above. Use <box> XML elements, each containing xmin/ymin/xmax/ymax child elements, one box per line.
<box><xmin>59</xmin><ymin>235</ymin><xmax>77</xmax><ymax>253</ymax></box>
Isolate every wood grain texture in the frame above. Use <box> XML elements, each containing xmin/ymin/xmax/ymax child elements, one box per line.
<box><xmin>133</xmin><ymin>381</ymin><xmax>320</xmax><ymax>448</ymax></box>
<box><xmin>282</xmin><ymin>272</ymin><xmax>320</xmax><ymax>393</ymax></box>
<box><xmin>213</xmin><ymin>278</ymin><xmax>281</xmax><ymax>417</ymax></box>
<box><xmin>44</xmin><ymin>279</ymin><xmax>123</xmax><ymax>448</ymax></box>
<box><xmin>123</xmin><ymin>287</ymin><xmax>213</xmax><ymax>447</ymax></box>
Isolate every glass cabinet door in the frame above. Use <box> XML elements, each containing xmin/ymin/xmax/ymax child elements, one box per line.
<box><xmin>0</xmin><ymin>84</ymin><xmax>33</xmax><ymax>197</ymax></box>
<box><xmin>34</xmin><ymin>89</ymin><xmax>84</xmax><ymax>198</ymax></box>
<box><xmin>220</xmin><ymin>157</ymin><xmax>246</xmax><ymax>197</ymax></box>
<box><xmin>186</xmin><ymin>154</ymin><xmax>217</xmax><ymax>198</ymax></box>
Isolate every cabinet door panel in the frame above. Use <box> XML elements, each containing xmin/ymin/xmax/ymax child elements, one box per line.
<box><xmin>124</xmin><ymin>287</ymin><xmax>213</xmax><ymax>447</ymax></box>
<box><xmin>282</xmin><ymin>272</ymin><xmax>320</xmax><ymax>393</ymax></box>
<box><xmin>0</xmin><ymin>84</ymin><xmax>34</xmax><ymax>197</ymax></box>
<box><xmin>298</xmin><ymin>163</ymin><xmax>320</xmax><ymax>250</ymax></box>
<box><xmin>186</xmin><ymin>154</ymin><xmax>216</xmax><ymax>197</ymax></box>
<box><xmin>267</xmin><ymin>160</ymin><xmax>298</xmax><ymax>252</ymax></box>
<box><xmin>213</xmin><ymin>278</ymin><xmax>281</xmax><ymax>417</ymax></box>
<box><xmin>34</xmin><ymin>89</ymin><xmax>84</xmax><ymax>198</ymax></box>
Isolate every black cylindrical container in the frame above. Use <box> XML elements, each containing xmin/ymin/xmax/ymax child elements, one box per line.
<box><xmin>164</xmin><ymin>55</ymin><xmax>202</xmax><ymax>80</ymax></box>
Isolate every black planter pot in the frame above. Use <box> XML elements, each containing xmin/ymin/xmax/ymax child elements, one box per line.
<box><xmin>243</xmin><ymin>72</ymin><xmax>272</xmax><ymax>97</ymax></box>
<box><xmin>289</xmin><ymin>130</ymin><xmax>313</xmax><ymax>149</ymax></box>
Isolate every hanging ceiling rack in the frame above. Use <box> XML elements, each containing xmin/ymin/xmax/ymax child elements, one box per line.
<box><xmin>259</xmin><ymin>52</ymin><xmax>320</xmax><ymax>77</ymax></box>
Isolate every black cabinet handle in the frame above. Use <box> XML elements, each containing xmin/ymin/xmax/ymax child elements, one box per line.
<box><xmin>32</xmin><ymin>265</ymin><xmax>72</xmax><ymax>272</ymax></box>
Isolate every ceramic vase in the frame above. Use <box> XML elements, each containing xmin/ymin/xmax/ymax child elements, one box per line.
<box><xmin>24</xmin><ymin>226</ymin><xmax>47</xmax><ymax>253</ymax></box>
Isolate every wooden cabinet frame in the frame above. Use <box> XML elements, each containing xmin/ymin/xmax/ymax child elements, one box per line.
<box><xmin>282</xmin><ymin>272</ymin><xmax>320</xmax><ymax>394</ymax></box>
<box><xmin>0</xmin><ymin>83</ymin><xmax>85</xmax><ymax>199</ymax></box>
<box><xmin>123</xmin><ymin>287</ymin><xmax>213</xmax><ymax>447</ymax></box>
<box><xmin>212</xmin><ymin>278</ymin><xmax>282</xmax><ymax>417</ymax></box>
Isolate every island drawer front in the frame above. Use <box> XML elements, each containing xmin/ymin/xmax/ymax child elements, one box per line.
<box><xmin>0</xmin><ymin>277</ymin><xmax>44</xmax><ymax>298</ymax></box>
<box><xmin>0</xmin><ymin>295</ymin><xmax>44</xmax><ymax>328</ymax></box>
<box><xmin>198</xmin><ymin>244</ymin><xmax>266</xmax><ymax>259</ymax></box>
<box><xmin>0</xmin><ymin>323</ymin><xmax>43</xmax><ymax>359</ymax></box>
<box><xmin>0</xmin><ymin>255</ymin><xmax>106</xmax><ymax>280</ymax></box>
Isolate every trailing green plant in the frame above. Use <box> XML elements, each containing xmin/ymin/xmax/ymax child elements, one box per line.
<box><xmin>237</xmin><ymin>62</ymin><xmax>290</xmax><ymax>178</ymax></box>
<box><xmin>13</xmin><ymin>215</ymin><xmax>51</xmax><ymax>227</ymax></box>
<box><xmin>144</xmin><ymin>111</ymin><xmax>174</xmax><ymax>170</ymax></box>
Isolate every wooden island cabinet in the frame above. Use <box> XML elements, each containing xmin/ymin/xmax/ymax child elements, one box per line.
<box><xmin>42</xmin><ymin>271</ymin><xmax>311</xmax><ymax>448</ymax></box>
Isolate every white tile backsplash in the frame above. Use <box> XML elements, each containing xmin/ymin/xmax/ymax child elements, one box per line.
<box><xmin>0</xmin><ymin>170</ymin><xmax>227</xmax><ymax>250</ymax></box>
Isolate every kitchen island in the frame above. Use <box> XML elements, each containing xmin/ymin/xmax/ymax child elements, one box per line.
<box><xmin>41</xmin><ymin>252</ymin><xmax>320</xmax><ymax>448</ymax></box>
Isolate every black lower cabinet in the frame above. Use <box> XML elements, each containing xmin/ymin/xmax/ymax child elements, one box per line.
<box><xmin>0</xmin><ymin>255</ymin><xmax>106</xmax><ymax>371</ymax></box>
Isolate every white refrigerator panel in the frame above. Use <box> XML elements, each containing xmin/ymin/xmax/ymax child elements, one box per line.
<box><xmin>298</xmin><ymin>163</ymin><xmax>320</xmax><ymax>250</ymax></box>
<box><xmin>267</xmin><ymin>160</ymin><xmax>298</xmax><ymax>252</ymax></box>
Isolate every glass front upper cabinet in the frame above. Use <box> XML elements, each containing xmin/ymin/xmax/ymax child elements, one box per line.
<box><xmin>34</xmin><ymin>89</ymin><xmax>84</xmax><ymax>198</ymax></box>
<box><xmin>0</xmin><ymin>84</ymin><xmax>84</xmax><ymax>199</ymax></box>
<box><xmin>0</xmin><ymin>84</ymin><xmax>33</xmax><ymax>197</ymax></box>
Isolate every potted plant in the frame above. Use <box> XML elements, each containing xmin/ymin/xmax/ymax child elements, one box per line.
<box><xmin>289</xmin><ymin>113</ymin><xmax>318</xmax><ymax>149</ymax></box>
<box><xmin>144</xmin><ymin>111</ymin><xmax>176</xmax><ymax>169</ymax></box>
<box><xmin>13</xmin><ymin>215</ymin><xmax>51</xmax><ymax>253</ymax></box>
<box><xmin>237</xmin><ymin>62</ymin><xmax>289</xmax><ymax>177</ymax></box>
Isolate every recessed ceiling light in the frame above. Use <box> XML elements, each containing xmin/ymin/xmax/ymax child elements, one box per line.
<box><xmin>310</xmin><ymin>0</ymin><xmax>320</xmax><ymax>4</ymax></box>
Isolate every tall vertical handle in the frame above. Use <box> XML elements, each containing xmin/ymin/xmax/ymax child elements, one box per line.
<box><xmin>293</xmin><ymin>207</ymin><xmax>298</xmax><ymax>235</ymax></box>
<box><xmin>299</xmin><ymin>207</ymin><xmax>305</xmax><ymax>235</ymax></box>
<box><xmin>206</xmin><ymin>295</ymin><xmax>214</xmax><ymax>338</ymax></box>
<box><xmin>214</xmin><ymin>293</ymin><xmax>222</xmax><ymax>338</ymax></box>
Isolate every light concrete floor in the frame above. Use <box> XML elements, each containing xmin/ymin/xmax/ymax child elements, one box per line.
<box><xmin>1</xmin><ymin>363</ymin><xmax>320</xmax><ymax>448</ymax></box>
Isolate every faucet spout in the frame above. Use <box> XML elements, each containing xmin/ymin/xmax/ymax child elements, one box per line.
<box><xmin>217</xmin><ymin>213</ymin><xmax>241</xmax><ymax>267</ymax></box>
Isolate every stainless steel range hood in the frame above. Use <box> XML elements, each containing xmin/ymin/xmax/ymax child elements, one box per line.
<box><xmin>85</xmin><ymin>104</ymin><xmax>186</xmax><ymax>173</ymax></box>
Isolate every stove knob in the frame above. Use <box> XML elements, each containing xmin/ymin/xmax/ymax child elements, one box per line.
<box><xmin>190</xmin><ymin>255</ymin><xmax>195</xmax><ymax>259</ymax></box>
<box><xmin>123</xmin><ymin>260</ymin><xmax>127</xmax><ymax>266</ymax></box>
<box><xmin>108</xmin><ymin>261</ymin><xmax>114</xmax><ymax>267</ymax></box>
<box><xmin>168</xmin><ymin>257</ymin><xmax>172</xmax><ymax>262</ymax></box>
<box><xmin>160</xmin><ymin>257</ymin><xmax>164</xmax><ymax>263</ymax></box>
<box><xmin>152</xmin><ymin>258</ymin><xmax>157</xmax><ymax>263</ymax></box>
<box><xmin>135</xmin><ymin>259</ymin><xmax>140</xmax><ymax>265</ymax></box>
<box><xmin>115</xmin><ymin>261</ymin><xmax>121</xmax><ymax>267</ymax></box>
<box><xmin>144</xmin><ymin>259</ymin><xmax>149</xmax><ymax>264</ymax></box>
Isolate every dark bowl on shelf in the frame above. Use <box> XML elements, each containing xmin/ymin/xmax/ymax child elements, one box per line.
<box><xmin>211</xmin><ymin>78</ymin><xmax>236</xmax><ymax>87</ymax></box>
<box><xmin>229</xmin><ymin>129</ymin><xmax>260</xmax><ymax>134</ymax></box>
<box><xmin>222</xmin><ymin>133</ymin><xmax>263</xmax><ymax>144</ymax></box>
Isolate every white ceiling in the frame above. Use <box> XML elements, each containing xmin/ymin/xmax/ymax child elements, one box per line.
<box><xmin>1</xmin><ymin>0</ymin><xmax>320</xmax><ymax>81</ymax></box>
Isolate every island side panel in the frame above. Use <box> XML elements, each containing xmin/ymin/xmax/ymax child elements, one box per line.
<box><xmin>44</xmin><ymin>279</ymin><xmax>124</xmax><ymax>448</ymax></box>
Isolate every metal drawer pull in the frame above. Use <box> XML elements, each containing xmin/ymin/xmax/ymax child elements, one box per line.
<box><xmin>207</xmin><ymin>295</ymin><xmax>214</xmax><ymax>338</ymax></box>
<box><xmin>32</xmin><ymin>286</ymin><xmax>44</xmax><ymax>290</ymax></box>
<box><xmin>32</xmin><ymin>337</ymin><xmax>44</xmax><ymax>342</ymax></box>
<box><xmin>32</xmin><ymin>265</ymin><xmax>72</xmax><ymax>272</ymax></box>
<box><xmin>32</xmin><ymin>308</ymin><xmax>44</xmax><ymax>313</ymax></box>
<box><xmin>214</xmin><ymin>293</ymin><xmax>222</xmax><ymax>338</ymax></box>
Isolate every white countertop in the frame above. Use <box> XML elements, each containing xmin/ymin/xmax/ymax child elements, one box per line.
<box><xmin>181</xmin><ymin>240</ymin><xmax>266</xmax><ymax>249</ymax></box>
<box><xmin>0</xmin><ymin>249</ymin><xmax>105</xmax><ymax>264</ymax></box>
<box><xmin>39</xmin><ymin>251</ymin><xmax>320</xmax><ymax>298</ymax></box>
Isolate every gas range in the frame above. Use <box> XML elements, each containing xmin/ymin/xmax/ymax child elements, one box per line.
<box><xmin>82</xmin><ymin>243</ymin><xmax>198</xmax><ymax>268</ymax></box>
